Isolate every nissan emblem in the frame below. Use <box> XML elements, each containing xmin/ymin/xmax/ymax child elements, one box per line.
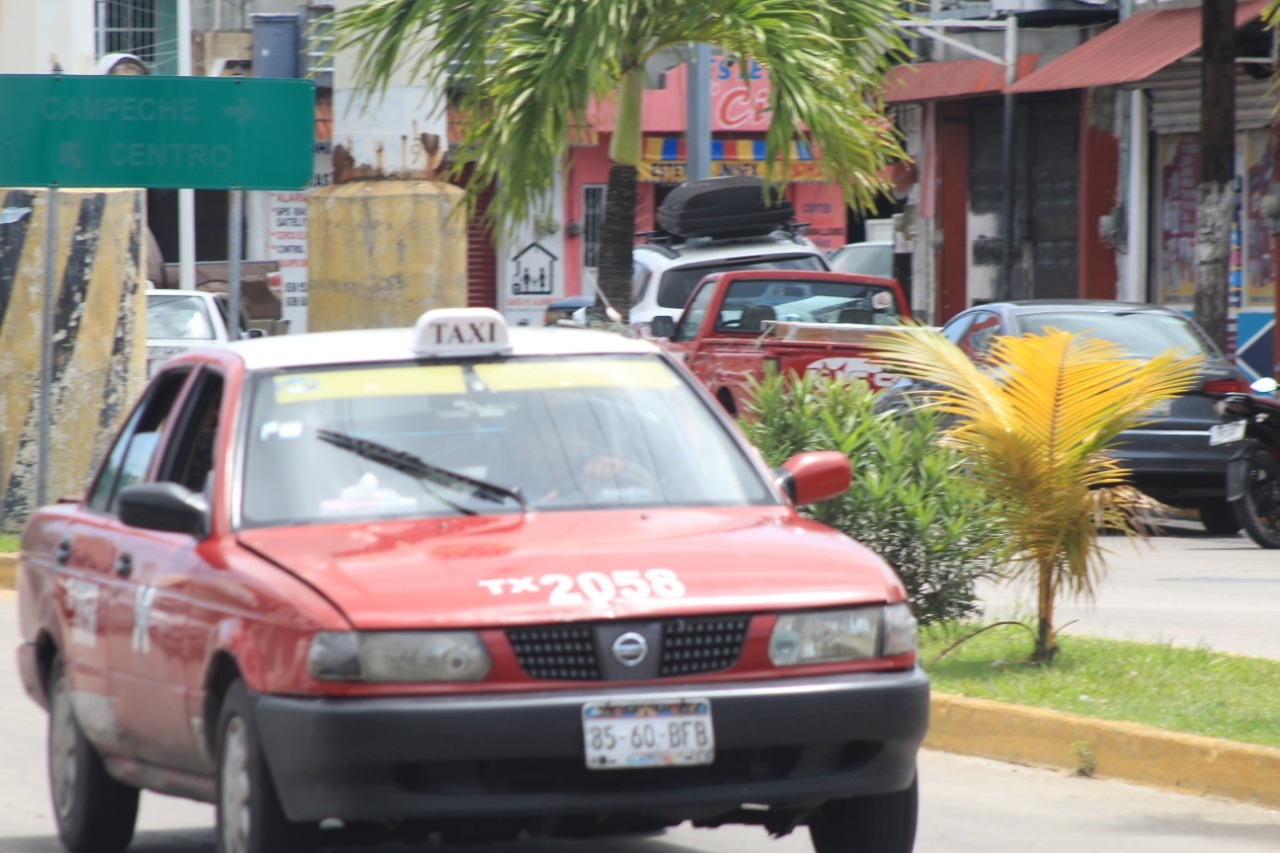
<box><xmin>611</xmin><ymin>632</ymin><xmax>649</xmax><ymax>666</ymax></box>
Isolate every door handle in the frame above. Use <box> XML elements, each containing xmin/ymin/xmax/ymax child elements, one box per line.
<box><xmin>114</xmin><ymin>553</ymin><xmax>133</xmax><ymax>579</ymax></box>
<box><xmin>55</xmin><ymin>536</ymin><xmax>71</xmax><ymax>567</ymax></box>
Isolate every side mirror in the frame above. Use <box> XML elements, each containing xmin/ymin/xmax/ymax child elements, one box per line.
<box><xmin>118</xmin><ymin>482</ymin><xmax>209</xmax><ymax>539</ymax></box>
<box><xmin>651</xmin><ymin>315</ymin><xmax>675</xmax><ymax>339</ymax></box>
<box><xmin>776</xmin><ymin>451</ymin><xmax>851</xmax><ymax>506</ymax></box>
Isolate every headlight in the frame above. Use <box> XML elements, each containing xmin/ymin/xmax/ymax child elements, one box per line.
<box><xmin>309</xmin><ymin>631</ymin><xmax>491</xmax><ymax>682</ymax></box>
<box><xmin>768</xmin><ymin>604</ymin><xmax>917</xmax><ymax>666</ymax></box>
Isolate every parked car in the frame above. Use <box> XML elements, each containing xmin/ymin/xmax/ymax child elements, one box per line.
<box><xmin>828</xmin><ymin>240</ymin><xmax>894</xmax><ymax>280</ymax></box>
<box><xmin>145</xmin><ymin>288</ymin><xmax>261</xmax><ymax>377</ymax></box>
<box><xmin>878</xmin><ymin>300</ymin><xmax>1253</xmax><ymax>533</ymax></box>
<box><xmin>17</xmin><ymin>307</ymin><xmax>927</xmax><ymax>853</ymax></box>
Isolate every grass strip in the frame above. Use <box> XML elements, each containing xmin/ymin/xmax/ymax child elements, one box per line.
<box><xmin>921</xmin><ymin>622</ymin><xmax>1280</xmax><ymax>749</ymax></box>
<box><xmin>0</xmin><ymin>534</ymin><xmax>17</xmax><ymax>552</ymax></box>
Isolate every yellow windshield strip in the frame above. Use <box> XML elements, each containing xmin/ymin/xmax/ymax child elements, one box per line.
<box><xmin>273</xmin><ymin>366</ymin><xmax>467</xmax><ymax>403</ymax></box>
<box><xmin>474</xmin><ymin>359</ymin><xmax>675</xmax><ymax>391</ymax></box>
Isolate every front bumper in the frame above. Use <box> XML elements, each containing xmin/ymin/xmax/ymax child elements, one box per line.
<box><xmin>253</xmin><ymin>667</ymin><xmax>929</xmax><ymax>824</ymax></box>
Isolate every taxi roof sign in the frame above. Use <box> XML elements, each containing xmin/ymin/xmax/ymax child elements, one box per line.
<box><xmin>412</xmin><ymin>308</ymin><xmax>512</xmax><ymax>357</ymax></box>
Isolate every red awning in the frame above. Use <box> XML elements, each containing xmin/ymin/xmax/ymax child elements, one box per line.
<box><xmin>1008</xmin><ymin>0</ymin><xmax>1269</xmax><ymax>94</ymax></box>
<box><xmin>883</xmin><ymin>55</ymin><xmax>1039</xmax><ymax>103</ymax></box>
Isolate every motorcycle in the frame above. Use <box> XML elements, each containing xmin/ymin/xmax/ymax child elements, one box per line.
<box><xmin>1210</xmin><ymin>377</ymin><xmax>1280</xmax><ymax>548</ymax></box>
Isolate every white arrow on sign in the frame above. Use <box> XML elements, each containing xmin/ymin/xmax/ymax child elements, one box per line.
<box><xmin>222</xmin><ymin>97</ymin><xmax>258</xmax><ymax>125</ymax></box>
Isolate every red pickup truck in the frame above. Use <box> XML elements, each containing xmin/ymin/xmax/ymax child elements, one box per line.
<box><xmin>653</xmin><ymin>270</ymin><xmax>912</xmax><ymax>416</ymax></box>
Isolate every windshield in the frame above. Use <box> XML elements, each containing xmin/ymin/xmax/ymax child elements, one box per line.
<box><xmin>1013</xmin><ymin>311</ymin><xmax>1218</xmax><ymax>360</ymax></box>
<box><xmin>829</xmin><ymin>243</ymin><xmax>893</xmax><ymax>278</ymax></box>
<box><xmin>240</xmin><ymin>355</ymin><xmax>773</xmax><ymax>526</ymax></box>
<box><xmin>656</xmin><ymin>254</ymin><xmax>827</xmax><ymax>309</ymax></box>
<box><xmin>717</xmin><ymin>279</ymin><xmax>904</xmax><ymax>328</ymax></box>
<box><xmin>146</xmin><ymin>294</ymin><xmax>217</xmax><ymax>341</ymax></box>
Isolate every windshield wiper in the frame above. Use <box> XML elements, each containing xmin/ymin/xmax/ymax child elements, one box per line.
<box><xmin>316</xmin><ymin>429</ymin><xmax>527</xmax><ymax>514</ymax></box>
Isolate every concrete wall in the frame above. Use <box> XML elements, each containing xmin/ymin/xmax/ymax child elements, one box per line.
<box><xmin>0</xmin><ymin>0</ymin><xmax>97</xmax><ymax>74</ymax></box>
<box><xmin>0</xmin><ymin>188</ymin><xmax>147</xmax><ymax>533</ymax></box>
<box><xmin>306</xmin><ymin>181</ymin><xmax>468</xmax><ymax>331</ymax></box>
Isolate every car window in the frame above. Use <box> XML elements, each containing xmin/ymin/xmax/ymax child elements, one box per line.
<box><xmin>954</xmin><ymin>311</ymin><xmax>1001</xmax><ymax>359</ymax></box>
<box><xmin>1013</xmin><ymin>310</ymin><xmax>1216</xmax><ymax>360</ymax></box>
<box><xmin>158</xmin><ymin>371</ymin><xmax>225</xmax><ymax>497</ymax></box>
<box><xmin>674</xmin><ymin>281</ymin><xmax>717</xmax><ymax>342</ymax></box>
<box><xmin>631</xmin><ymin>261</ymin><xmax>652</xmax><ymax>305</ymax></box>
<box><xmin>239</xmin><ymin>356</ymin><xmax>774</xmax><ymax>527</ymax></box>
<box><xmin>829</xmin><ymin>243</ymin><xmax>893</xmax><ymax>278</ymax></box>
<box><xmin>656</xmin><ymin>254</ymin><xmax>827</xmax><ymax>310</ymax></box>
<box><xmin>147</xmin><ymin>294</ymin><xmax>218</xmax><ymax>340</ymax></box>
<box><xmin>940</xmin><ymin>313</ymin><xmax>975</xmax><ymax>346</ymax></box>
<box><xmin>714</xmin><ymin>279</ymin><xmax>904</xmax><ymax>333</ymax></box>
<box><xmin>86</xmin><ymin>368</ymin><xmax>192</xmax><ymax>514</ymax></box>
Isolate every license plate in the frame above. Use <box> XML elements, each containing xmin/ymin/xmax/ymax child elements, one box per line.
<box><xmin>582</xmin><ymin>699</ymin><xmax>714</xmax><ymax>770</ymax></box>
<box><xmin>1209</xmin><ymin>420</ymin><xmax>1246</xmax><ymax>446</ymax></box>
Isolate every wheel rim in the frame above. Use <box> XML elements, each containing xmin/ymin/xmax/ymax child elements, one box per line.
<box><xmin>48</xmin><ymin>674</ymin><xmax>77</xmax><ymax>823</ymax></box>
<box><xmin>219</xmin><ymin>716</ymin><xmax>252</xmax><ymax>853</ymax></box>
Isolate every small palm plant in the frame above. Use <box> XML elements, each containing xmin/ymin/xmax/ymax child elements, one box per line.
<box><xmin>873</xmin><ymin>327</ymin><xmax>1202</xmax><ymax>663</ymax></box>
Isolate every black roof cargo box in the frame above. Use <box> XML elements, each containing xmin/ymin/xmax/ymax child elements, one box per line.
<box><xmin>656</xmin><ymin>176</ymin><xmax>794</xmax><ymax>239</ymax></box>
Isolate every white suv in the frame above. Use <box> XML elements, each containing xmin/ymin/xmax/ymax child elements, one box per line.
<box><xmin>629</xmin><ymin>229</ymin><xmax>830</xmax><ymax>331</ymax></box>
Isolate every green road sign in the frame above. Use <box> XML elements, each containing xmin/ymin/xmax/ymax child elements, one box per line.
<box><xmin>0</xmin><ymin>75</ymin><xmax>314</xmax><ymax>190</ymax></box>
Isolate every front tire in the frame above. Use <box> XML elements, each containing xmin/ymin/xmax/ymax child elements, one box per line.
<box><xmin>809</xmin><ymin>775</ymin><xmax>918</xmax><ymax>853</ymax></box>
<box><xmin>1233</xmin><ymin>457</ymin><xmax>1280</xmax><ymax>548</ymax></box>
<box><xmin>1198</xmin><ymin>499</ymin><xmax>1241</xmax><ymax>535</ymax></box>
<box><xmin>47</xmin><ymin>656</ymin><xmax>140</xmax><ymax>853</ymax></box>
<box><xmin>216</xmin><ymin>680</ymin><xmax>314</xmax><ymax>853</ymax></box>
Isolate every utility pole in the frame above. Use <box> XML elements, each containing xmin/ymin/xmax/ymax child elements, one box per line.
<box><xmin>1195</xmin><ymin>0</ymin><xmax>1236</xmax><ymax>354</ymax></box>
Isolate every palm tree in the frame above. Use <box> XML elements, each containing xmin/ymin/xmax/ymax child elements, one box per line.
<box><xmin>330</xmin><ymin>0</ymin><xmax>911</xmax><ymax>322</ymax></box>
<box><xmin>872</xmin><ymin>328</ymin><xmax>1203</xmax><ymax>663</ymax></box>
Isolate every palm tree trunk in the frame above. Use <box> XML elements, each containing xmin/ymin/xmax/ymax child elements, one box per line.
<box><xmin>1035</xmin><ymin>559</ymin><xmax>1058</xmax><ymax>663</ymax></box>
<box><xmin>593</xmin><ymin>67</ymin><xmax>644</xmax><ymax>325</ymax></box>
<box><xmin>597</xmin><ymin>164</ymin><xmax>638</xmax><ymax>323</ymax></box>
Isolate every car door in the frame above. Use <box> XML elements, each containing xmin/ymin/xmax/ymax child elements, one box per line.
<box><xmin>57</xmin><ymin>368</ymin><xmax>192</xmax><ymax>760</ymax></box>
<box><xmin>99</xmin><ymin>367</ymin><xmax>224</xmax><ymax>772</ymax></box>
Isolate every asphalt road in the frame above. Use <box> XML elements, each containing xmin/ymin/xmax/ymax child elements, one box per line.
<box><xmin>5</xmin><ymin>551</ymin><xmax>1280</xmax><ymax>853</ymax></box>
<box><xmin>978</xmin><ymin>523</ymin><xmax>1280</xmax><ymax>659</ymax></box>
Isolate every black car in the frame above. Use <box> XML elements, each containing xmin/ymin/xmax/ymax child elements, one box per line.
<box><xmin>878</xmin><ymin>300</ymin><xmax>1253</xmax><ymax>533</ymax></box>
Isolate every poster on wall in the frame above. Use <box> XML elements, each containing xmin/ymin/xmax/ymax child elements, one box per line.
<box><xmin>266</xmin><ymin>139</ymin><xmax>333</xmax><ymax>335</ymax></box>
<box><xmin>1243</xmin><ymin>128</ymin><xmax>1277</xmax><ymax>312</ymax></box>
<box><xmin>1156</xmin><ymin>133</ymin><xmax>1198</xmax><ymax>307</ymax></box>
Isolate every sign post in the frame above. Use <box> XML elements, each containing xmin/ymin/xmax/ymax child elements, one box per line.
<box><xmin>0</xmin><ymin>73</ymin><xmax>313</xmax><ymax>508</ymax></box>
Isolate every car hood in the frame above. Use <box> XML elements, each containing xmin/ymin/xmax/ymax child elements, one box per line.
<box><xmin>237</xmin><ymin>507</ymin><xmax>903</xmax><ymax>629</ymax></box>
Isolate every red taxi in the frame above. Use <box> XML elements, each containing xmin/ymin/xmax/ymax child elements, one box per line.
<box><xmin>16</xmin><ymin>308</ymin><xmax>928</xmax><ymax>853</ymax></box>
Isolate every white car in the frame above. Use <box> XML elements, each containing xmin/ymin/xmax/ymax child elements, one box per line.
<box><xmin>145</xmin><ymin>289</ymin><xmax>258</xmax><ymax>376</ymax></box>
<box><xmin>552</xmin><ymin>230</ymin><xmax>830</xmax><ymax>333</ymax></box>
<box><xmin>629</xmin><ymin>229</ymin><xmax>830</xmax><ymax>332</ymax></box>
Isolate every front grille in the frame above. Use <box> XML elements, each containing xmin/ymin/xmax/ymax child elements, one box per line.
<box><xmin>505</xmin><ymin>616</ymin><xmax>751</xmax><ymax>681</ymax></box>
<box><xmin>659</xmin><ymin>616</ymin><xmax>751</xmax><ymax>676</ymax></box>
<box><xmin>506</xmin><ymin>626</ymin><xmax>600</xmax><ymax>680</ymax></box>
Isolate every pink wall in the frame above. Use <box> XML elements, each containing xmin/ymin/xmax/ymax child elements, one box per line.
<box><xmin>590</xmin><ymin>60</ymin><xmax>773</xmax><ymax>133</ymax></box>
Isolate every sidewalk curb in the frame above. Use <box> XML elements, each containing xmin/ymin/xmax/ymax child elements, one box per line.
<box><xmin>2</xmin><ymin>560</ymin><xmax>1278</xmax><ymax>811</ymax></box>
<box><xmin>926</xmin><ymin>693</ymin><xmax>1280</xmax><ymax>810</ymax></box>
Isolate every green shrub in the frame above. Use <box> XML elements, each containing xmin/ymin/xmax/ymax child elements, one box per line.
<box><xmin>740</xmin><ymin>372</ymin><xmax>1001</xmax><ymax>626</ymax></box>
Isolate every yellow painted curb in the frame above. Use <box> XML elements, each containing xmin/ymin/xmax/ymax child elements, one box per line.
<box><xmin>926</xmin><ymin>693</ymin><xmax>1280</xmax><ymax>810</ymax></box>
<box><xmin>0</xmin><ymin>553</ymin><xmax>14</xmax><ymax>591</ymax></box>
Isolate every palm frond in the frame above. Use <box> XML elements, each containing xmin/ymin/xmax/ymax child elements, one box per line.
<box><xmin>871</xmin><ymin>324</ymin><xmax>1202</xmax><ymax>660</ymax></box>
<box><xmin>331</xmin><ymin>0</ymin><xmax>913</xmax><ymax>232</ymax></box>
